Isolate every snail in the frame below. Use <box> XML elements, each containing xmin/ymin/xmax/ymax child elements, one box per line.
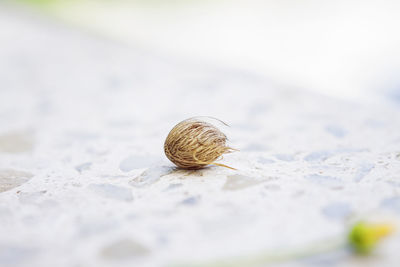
<box><xmin>164</xmin><ymin>118</ymin><xmax>236</xmax><ymax>169</ymax></box>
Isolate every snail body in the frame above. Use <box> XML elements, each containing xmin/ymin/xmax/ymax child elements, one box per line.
<box><xmin>164</xmin><ymin>118</ymin><xmax>235</xmax><ymax>169</ymax></box>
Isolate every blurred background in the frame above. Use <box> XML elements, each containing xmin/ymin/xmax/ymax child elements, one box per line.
<box><xmin>7</xmin><ymin>0</ymin><xmax>400</xmax><ymax>104</ymax></box>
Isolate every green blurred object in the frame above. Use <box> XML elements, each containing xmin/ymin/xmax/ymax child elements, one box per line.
<box><xmin>348</xmin><ymin>221</ymin><xmax>395</xmax><ymax>254</ymax></box>
<box><xmin>16</xmin><ymin>0</ymin><xmax>57</xmax><ymax>6</ymax></box>
<box><xmin>15</xmin><ymin>0</ymin><xmax>204</xmax><ymax>7</ymax></box>
<box><xmin>172</xmin><ymin>221</ymin><xmax>396</xmax><ymax>266</ymax></box>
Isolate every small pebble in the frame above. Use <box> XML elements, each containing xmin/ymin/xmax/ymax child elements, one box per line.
<box><xmin>100</xmin><ymin>239</ymin><xmax>150</xmax><ymax>261</ymax></box>
<box><xmin>75</xmin><ymin>162</ymin><xmax>92</xmax><ymax>173</ymax></box>
<box><xmin>0</xmin><ymin>169</ymin><xmax>33</xmax><ymax>193</ymax></box>
<box><xmin>223</xmin><ymin>175</ymin><xmax>263</xmax><ymax>191</ymax></box>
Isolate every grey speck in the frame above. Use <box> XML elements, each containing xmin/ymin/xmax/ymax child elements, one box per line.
<box><xmin>388</xmin><ymin>87</ymin><xmax>400</xmax><ymax>104</ymax></box>
<box><xmin>89</xmin><ymin>184</ymin><xmax>133</xmax><ymax>201</ymax></box>
<box><xmin>18</xmin><ymin>190</ymin><xmax>47</xmax><ymax>204</ymax></box>
<box><xmin>100</xmin><ymin>238</ymin><xmax>150</xmax><ymax>261</ymax></box>
<box><xmin>164</xmin><ymin>183</ymin><xmax>183</xmax><ymax>191</ymax></box>
<box><xmin>0</xmin><ymin>245</ymin><xmax>37</xmax><ymax>265</ymax></box>
<box><xmin>274</xmin><ymin>154</ymin><xmax>295</xmax><ymax>162</ymax></box>
<box><xmin>381</xmin><ymin>197</ymin><xmax>400</xmax><ymax>214</ymax></box>
<box><xmin>257</xmin><ymin>157</ymin><xmax>275</xmax><ymax>164</ymax></box>
<box><xmin>305</xmin><ymin>174</ymin><xmax>342</xmax><ymax>188</ymax></box>
<box><xmin>181</xmin><ymin>196</ymin><xmax>200</xmax><ymax>205</ymax></box>
<box><xmin>325</xmin><ymin>125</ymin><xmax>347</xmax><ymax>138</ymax></box>
<box><xmin>119</xmin><ymin>155</ymin><xmax>159</xmax><ymax>172</ymax></box>
<box><xmin>79</xmin><ymin>220</ymin><xmax>118</xmax><ymax>237</ymax></box>
<box><xmin>353</xmin><ymin>163</ymin><xmax>374</xmax><ymax>182</ymax></box>
<box><xmin>130</xmin><ymin>166</ymin><xmax>172</xmax><ymax>188</ymax></box>
<box><xmin>243</xmin><ymin>143</ymin><xmax>268</xmax><ymax>152</ymax></box>
<box><xmin>322</xmin><ymin>202</ymin><xmax>352</xmax><ymax>220</ymax></box>
<box><xmin>75</xmin><ymin>162</ymin><xmax>92</xmax><ymax>173</ymax></box>
<box><xmin>264</xmin><ymin>184</ymin><xmax>281</xmax><ymax>191</ymax></box>
<box><xmin>304</xmin><ymin>151</ymin><xmax>333</xmax><ymax>162</ymax></box>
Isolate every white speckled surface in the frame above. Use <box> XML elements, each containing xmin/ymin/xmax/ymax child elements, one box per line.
<box><xmin>1</xmin><ymin>6</ymin><xmax>400</xmax><ymax>267</ymax></box>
